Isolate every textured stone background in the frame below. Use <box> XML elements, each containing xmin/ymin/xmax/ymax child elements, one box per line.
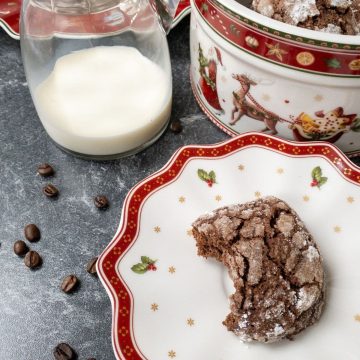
<box><xmin>0</xmin><ymin>18</ymin><xmax>226</xmax><ymax>360</ymax></box>
<box><xmin>0</xmin><ymin>17</ymin><xmax>359</xmax><ymax>360</ymax></box>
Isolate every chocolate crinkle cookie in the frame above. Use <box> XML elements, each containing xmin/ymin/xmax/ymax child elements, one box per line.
<box><xmin>252</xmin><ymin>0</ymin><xmax>360</xmax><ymax>35</ymax></box>
<box><xmin>192</xmin><ymin>196</ymin><xmax>325</xmax><ymax>343</ymax></box>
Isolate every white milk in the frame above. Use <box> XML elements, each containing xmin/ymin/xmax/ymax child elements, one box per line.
<box><xmin>34</xmin><ymin>46</ymin><xmax>172</xmax><ymax>156</ymax></box>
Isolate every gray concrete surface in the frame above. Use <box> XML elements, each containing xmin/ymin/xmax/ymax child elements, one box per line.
<box><xmin>0</xmin><ymin>17</ymin><xmax>358</xmax><ymax>360</ymax></box>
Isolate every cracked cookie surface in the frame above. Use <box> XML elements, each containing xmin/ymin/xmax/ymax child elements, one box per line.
<box><xmin>251</xmin><ymin>0</ymin><xmax>360</xmax><ymax>35</ymax></box>
<box><xmin>192</xmin><ymin>196</ymin><xmax>325</xmax><ymax>343</ymax></box>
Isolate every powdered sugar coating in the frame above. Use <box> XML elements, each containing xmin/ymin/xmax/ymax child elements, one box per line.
<box><xmin>317</xmin><ymin>24</ymin><xmax>343</xmax><ymax>33</ymax></box>
<box><xmin>283</xmin><ymin>0</ymin><xmax>319</xmax><ymax>24</ymax></box>
<box><xmin>328</xmin><ymin>0</ymin><xmax>352</xmax><ymax>8</ymax></box>
<box><xmin>305</xmin><ymin>246</ymin><xmax>320</xmax><ymax>261</ymax></box>
<box><xmin>252</xmin><ymin>0</ymin><xmax>275</xmax><ymax>16</ymax></box>
<box><xmin>252</xmin><ymin>0</ymin><xmax>360</xmax><ymax>35</ymax></box>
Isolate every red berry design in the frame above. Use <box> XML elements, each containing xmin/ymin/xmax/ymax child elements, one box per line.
<box><xmin>198</xmin><ymin>169</ymin><xmax>217</xmax><ymax>187</ymax></box>
<box><xmin>310</xmin><ymin>166</ymin><xmax>328</xmax><ymax>189</ymax></box>
<box><xmin>311</xmin><ymin>179</ymin><xmax>318</xmax><ymax>187</ymax></box>
<box><xmin>131</xmin><ymin>256</ymin><xmax>157</xmax><ymax>274</ymax></box>
<box><xmin>147</xmin><ymin>263</ymin><xmax>157</xmax><ymax>271</ymax></box>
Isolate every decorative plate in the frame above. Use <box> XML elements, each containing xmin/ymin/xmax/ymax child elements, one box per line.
<box><xmin>0</xmin><ymin>0</ymin><xmax>191</xmax><ymax>40</ymax></box>
<box><xmin>0</xmin><ymin>0</ymin><xmax>20</xmax><ymax>39</ymax></box>
<box><xmin>98</xmin><ymin>132</ymin><xmax>360</xmax><ymax>360</ymax></box>
<box><xmin>172</xmin><ymin>0</ymin><xmax>191</xmax><ymax>28</ymax></box>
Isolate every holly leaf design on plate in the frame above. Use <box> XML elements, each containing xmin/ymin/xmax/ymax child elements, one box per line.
<box><xmin>208</xmin><ymin>170</ymin><xmax>216</xmax><ymax>182</ymax></box>
<box><xmin>131</xmin><ymin>262</ymin><xmax>149</xmax><ymax>274</ymax></box>
<box><xmin>141</xmin><ymin>256</ymin><xmax>156</xmax><ymax>265</ymax></box>
<box><xmin>131</xmin><ymin>256</ymin><xmax>157</xmax><ymax>274</ymax></box>
<box><xmin>312</xmin><ymin>166</ymin><xmax>322</xmax><ymax>181</ymax></box>
<box><xmin>324</xmin><ymin>58</ymin><xmax>341</xmax><ymax>69</ymax></box>
<box><xmin>350</xmin><ymin>118</ymin><xmax>360</xmax><ymax>132</ymax></box>
<box><xmin>197</xmin><ymin>169</ymin><xmax>217</xmax><ymax>187</ymax></box>
<box><xmin>318</xmin><ymin>177</ymin><xmax>328</xmax><ymax>187</ymax></box>
<box><xmin>198</xmin><ymin>169</ymin><xmax>209</xmax><ymax>181</ymax></box>
<box><xmin>311</xmin><ymin>166</ymin><xmax>327</xmax><ymax>188</ymax></box>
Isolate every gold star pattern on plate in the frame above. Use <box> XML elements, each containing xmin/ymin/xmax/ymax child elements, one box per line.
<box><xmin>187</xmin><ymin>318</ymin><xmax>195</xmax><ymax>326</ymax></box>
<box><xmin>168</xmin><ymin>350</ymin><xmax>176</xmax><ymax>358</ymax></box>
<box><xmin>262</xmin><ymin>94</ymin><xmax>271</xmax><ymax>101</ymax></box>
<box><xmin>303</xmin><ymin>195</ymin><xmax>310</xmax><ymax>202</ymax></box>
<box><xmin>215</xmin><ymin>195</ymin><xmax>222</xmax><ymax>202</ymax></box>
<box><xmin>347</xmin><ymin>196</ymin><xmax>355</xmax><ymax>203</ymax></box>
<box><xmin>178</xmin><ymin>196</ymin><xmax>186</xmax><ymax>203</ymax></box>
<box><xmin>151</xmin><ymin>303</ymin><xmax>159</xmax><ymax>311</ymax></box>
<box><xmin>265</xmin><ymin>43</ymin><xmax>288</xmax><ymax>61</ymax></box>
<box><xmin>154</xmin><ymin>226</ymin><xmax>161</xmax><ymax>233</ymax></box>
<box><xmin>314</xmin><ymin>94</ymin><xmax>323</xmax><ymax>102</ymax></box>
<box><xmin>277</xmin><ymin>168</ymin><xmax>284</xmax><ymax>174</ymax></box>
<box><xmin>334</xmin><ymin>226</ymin><xmax>341</xmax><ymax>233</ymax></box>
<box><xmin>168</xmin><ymin>266</ymin><xmax>176</xmax><ymax>274</ymax></box>
<box><xmin>355</xmin><ymin>314</ymin><xmax>360</xmax><ymax>322</ymax></box>
<box><xmin>255</xmin><ymin>191</ymin><xmax>261</xmax><ymax>198</ymax></box>
<box><xmin>238</xmin><ymin>164</ymin><xmax>245</xmax><ymax>171</ymax></box>
<box><xmin>187</xmin><ymin>229</ymin><xmax>193</xmax><ymax>236</ymax></box>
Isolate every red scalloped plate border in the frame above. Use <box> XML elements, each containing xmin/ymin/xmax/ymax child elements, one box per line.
<box><xmin>97</xmin><ymin>132</ymin><xmax>360</xmax><ymax>360</ymax></box>
<box><xmin>0</xmin><ymin>0</ymin><xmax>21</xmax><ymax>39</ymax></box>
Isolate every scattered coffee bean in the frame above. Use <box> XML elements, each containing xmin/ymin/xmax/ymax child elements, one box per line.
<box><xmin>86</xmin><ymin>257</ymin><xmax>98</xmax><ymax>275</ymax></box>
<box><xmin>13</xmin><ymin>240</ymin><xmax>29</xmax><ymax>257</ymax></box>
<box><xmin>94</xmin><ymin>195</ymin><xmax>109</xmax><ymax>209</ymax></box>
<box><xmin>24</xmin><ymin>224</ymin><xmax>41</xmax><ymax>242</ymax></box>
<box><xmin>43</xmin><ymin>183</ymin><xmax>59</xmax><ymax>198</ymax></box>
<box><xmin>61</xmin><ymin>275</ymin><xmax>79</xmax><ymax>293</ymax></box>
<box><xmin>169</xmin><ymin>119</ymin><xmax>183</xmax><ymax>134</ymax></box>
<box><xmin>53</xmin><ymin>342</ymin><xmax>77</xmax><ymax>360</ymax></box>
<box><xmin>87</xmin><ymin>358</ymin><xmax>96</xmax><ymax>360</ymax></box>
<box><xmin>24</xmin><ymin>250</ymin><xmax>42</xmax><ymax>269</ymax></box>
<box><xmin>37</xmin><ymin>163</ymin><xmax>55</xmax><ymax>177</ymax></box>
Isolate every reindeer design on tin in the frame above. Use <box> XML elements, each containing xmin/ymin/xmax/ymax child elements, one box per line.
<box><xmin>230</xmin><ymin>74</ymin><xmax>281</xmax><ymax>135</ymax></box>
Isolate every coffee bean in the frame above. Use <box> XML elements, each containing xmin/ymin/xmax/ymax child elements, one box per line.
<box><xmin>94</xmin><ymin>195</ymin><xmax>109</xmax><ymax>209</ymax></box>
<box><xmin>86</xmin><ymin>257</ymin><xmax>98</xmax><ymax>275</ymax></box>
<box><xmin>53</xmin><ymin>342</ymin><xmax>76</xmax><ymax>360</ymax></box>
<box><xmin>61</xmin><ymin>275</ymin><xmax>79</xmax><ymax>293</ymax></box>
<box><xmin>37</xmin><ymin>163</ymin><xmax>55</xmax><ymax>177</ymax></box>
<box><xmin>87</xmin><ymin>358</ymin><xmax>96</xmax><ymax>360</ymax></box>
<box><xmin>13</xmin><ymin>240</ymin><xmax>29</xmax><ymax>257</ymax></box>
<box><xmin>43</xmin><ymin>184</ymin><xmax>59</xmax><ymax>198</ymax></box>
<box><xmin>24</xmin><ymin>251</ymin><xmax>42</xmax><ymax>269</ymax></box>
<box><xmin>169</xmin><ymin>120</ymin><xmax>183</xmax><ymax>134</ymax></box>
<box><xmin>24</xmin><ymin>224</ymin><xmax>41</xmax><ymax>242</ymax></box>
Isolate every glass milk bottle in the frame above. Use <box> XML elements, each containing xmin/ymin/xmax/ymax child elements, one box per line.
<box><xmin>20</xmin><ymin>0</ymin><xmax>175</xmax><ymax>159</ymax></box>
